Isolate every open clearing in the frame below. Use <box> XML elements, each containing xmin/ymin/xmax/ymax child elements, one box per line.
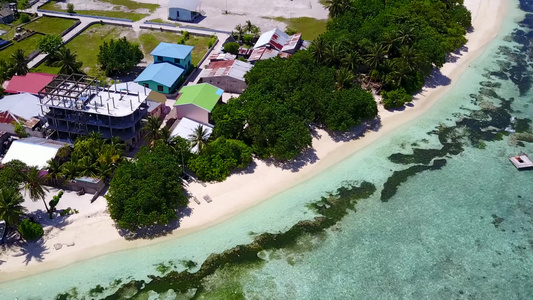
<box><xmin>0</xmin><ymin>34</ymin><xmax>43</xmax><ymax>61</ymax></box>
<box><xmin>23</xmin><ymin>16</ymin><xmax>78</xmax><ymax>36</ymax></box>
<box><xmin>265</xmin><ymin>16</ymin><xmax>328</xmax><ymax>40</ymax></box>
<box><xmin>40</xmin><ymin>1</ymin><xmax>153</xmax><ymax>21</ymax></box>
<box><xmin>34</xmin><ymin>24</ymin><xmax>211</xmax><ymax>78</ymax></box>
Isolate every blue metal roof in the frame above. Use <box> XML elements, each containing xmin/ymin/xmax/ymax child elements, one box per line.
<box><xmin>150</xmin><ymin>42</ymin><xmax>194</xmax><ymax>60</ymax></box>
<box><xmin>134</xmin><ymin>63</ymin><xmax>185</xmax><ymax>87</ymax></box>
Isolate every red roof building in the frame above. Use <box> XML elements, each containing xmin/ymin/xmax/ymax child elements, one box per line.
<box><xmin>3</xmin><ymin>73</ymin><xmax>56</xmax><ymax>95</ymax></box>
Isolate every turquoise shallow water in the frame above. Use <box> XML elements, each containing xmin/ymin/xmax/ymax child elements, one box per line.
<box><xmin>2</xmin><ymin>1</ymin><xmax>533</xmax><ymax>299</ymax></box>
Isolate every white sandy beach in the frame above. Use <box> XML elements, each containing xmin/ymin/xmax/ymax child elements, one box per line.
<box><xmin>0</xmin><ymin>0</ymin><xmax>509</xmax><ymax>283</ymax></box>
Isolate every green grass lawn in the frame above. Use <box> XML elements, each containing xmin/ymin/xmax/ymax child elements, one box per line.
<box><xmin>0</xmin><ymin>34</ymin><xmax>43</xmax><ymax>61</ymax></box>
<box><xmin>23</xmin><ymin>16</ymin><xmax>78</xmax><ymax>35</ymax></box>
<box><xmin>268</xmin><ymin>17</ymin><xmax>328</xmax><ymax>40</ymax></box>
<box><xmin>146</xmin><ymin>18</ymin><xmax>178</xmax><ymax>25</ymax></box>
<box><xmin>101</xmin><ymin>0</ymin><xmax>159</xmax><ymax>12</ymax></box>
<box><xmin>59</xmin><ymin>24</ymin><xmax>212</xmax><ymax>78</ymax></box>
<box><xmin>138</xmin><ymin>31</ymin><xmax>212</xmax><ymax>66</ymax></box>
<box><xmin>63</xmin><ymin>24</ymin><xmax>132</xmax><ymax>77</ymax></box>
<box><xmin>0</xmin><ymin>14</ymin><xmax>38</xmax><ymax>40</ymax></box>
<box><xmin>40</xmin><ymin>1</ymin><xmax>149</xmax><ymax>21</ymax></box>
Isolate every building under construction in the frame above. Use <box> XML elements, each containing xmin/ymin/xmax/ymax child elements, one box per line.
<box><xmin>39</xmin><ymin>74</ymin><xmax>150</xmax><ymax>145</ymax></box>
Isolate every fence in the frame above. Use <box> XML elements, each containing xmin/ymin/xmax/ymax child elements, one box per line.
<box><xmin>37</xmin><ymin>9</ymin><xmax>134</xmax><ymax>23</ymax></box>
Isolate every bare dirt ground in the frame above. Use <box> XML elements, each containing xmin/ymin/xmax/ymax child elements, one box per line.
<box><xmin>62</xmin><ymin>0</ymin><xmax>329</xmax><ymax>31</ymax></box>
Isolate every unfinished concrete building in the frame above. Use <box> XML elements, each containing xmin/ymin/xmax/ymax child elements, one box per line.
<box><xmin>39</xmin><ymin>74</ymin><xmax>150</xmax><ymax>145</ymax></box>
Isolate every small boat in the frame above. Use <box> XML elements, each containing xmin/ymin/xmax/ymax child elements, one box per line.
<box><xmin>509</xmin><ymin>153</ymin><xmax>533</xmax><ymax>170</ymax></box>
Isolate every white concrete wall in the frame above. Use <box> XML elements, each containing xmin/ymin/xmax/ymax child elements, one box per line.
<box><xmin>176</xmin><ymin>104</ymin><xmax>210</xmax><ymax>124</ymax></box>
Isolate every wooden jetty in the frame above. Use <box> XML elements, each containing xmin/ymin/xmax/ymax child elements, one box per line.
<box><xmin>509</xmin><ymin>153</ymin><xmax>533</xmax><ymax>170</ymax></box>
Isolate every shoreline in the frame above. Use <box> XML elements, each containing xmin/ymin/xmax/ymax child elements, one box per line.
<box><xmin>0</xmin><ymin>0</ymin><xmax>509</xmax><ymax>284</ymax></box>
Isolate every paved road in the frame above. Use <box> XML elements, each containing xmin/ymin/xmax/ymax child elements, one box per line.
<box><xmin>25</xmin><ymin>4</ymin><xmax>229</xmax><ymax>70</ymax></box>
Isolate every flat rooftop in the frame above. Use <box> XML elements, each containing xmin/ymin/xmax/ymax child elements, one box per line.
<box><xmin>39</xmin><ymin>74</ymin><xmax>148</xmax><ymax>117</ymax></box>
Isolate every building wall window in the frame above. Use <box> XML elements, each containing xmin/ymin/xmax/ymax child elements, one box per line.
<box><xmin>156</xmin><ymin>56</ymin><xmax>163</xmax><ymax>61</ymax></box>
<box><xmin>157</xmin><ymin>85</ymin><xmax>164</xmax><ymax>92</ymax></box>
<box><xmin>176</xmin><ymin>11</ymin><xmax>180</xmax><ymax>18</ymax></box>
<box><xmin>143</xmin><ymin>83</ymin><xmax>149</xmax><ymax>88</ymax></box>
<box><xmin>174</xmin><ymin>58</ymin><xmax>180</xmax><ymax>64</ymax></box>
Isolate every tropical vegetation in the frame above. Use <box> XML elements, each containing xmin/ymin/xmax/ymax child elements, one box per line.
<box><xmin>18</xmin><ymin>219</ymin><xmax>44</xmax><ymax>241</ymax></box>
<box><xmin>211</xmin><ymin>0</ymin><xmax>471</xmax><ymax>161</ymax></box>
<box><xmin>106</xmin><ymin>141</ymin><xmax>188</xmax><ymax>230</ymax></box>
<box><xmin>97</xmin><ymin>37</ymin><xmax>143</xmax><ymax>76</ymax></box>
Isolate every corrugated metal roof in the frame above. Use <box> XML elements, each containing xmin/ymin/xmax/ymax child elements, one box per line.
<box><xmin>0</xmin><ymin>93</ymin><xmax>41</xmax><ymax>121</ymax></box>
<box><xmin>4</xmin><ymin>73</ymin><xmax>56</xmax><ymax>95</ymax></box>
<box><xmin>134</xmin><ymin>63</ymin><xmax>185</xmax><ymax>88</ymax></box>
<box><xmin>253</xmin><ymin>28</ymin><xmax>289</xmax><ymax>50</ymax></box>
<box><xmin>281</xmin><ymin>33</ymin><xmax>302</xmax><ymax>53</ymax></box>
<box><xmin>2</xmin><ymin>137</ymin><xmax>65</xmax><ymax>169</ymax></box>
<box><xmin>175</xmin><ymin>83</ymin><xmax>223</xmax><ymax>112</ymax></box>
<box><xmin>168</xmin><ymin>0</ymin><xmax>201</xmax><ymax>11</ymax></box>
<box><xmin>248</xmin><ymin>47</ymin><xmax>279</xmax><ymax>62</ymax></box>
<box><xmin>150</xmin><ymin>42</ymin><xmax>194</xmax><ymax>60</ymax></box>
<box><xmin>202</xmin><ymin>59</ymin><xmax>253</xmax><ymax>81</ymax></box>
<box><xmin>208</xmin><ymin>52</ymin><xmax>237</xmax><ymax>61</ymax></box>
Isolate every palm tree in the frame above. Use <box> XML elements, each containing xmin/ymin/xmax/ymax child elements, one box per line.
<box><xmin>310</xmin><ymin>36</ymin><xmax>327</xmax><ymax>63</ymax></box>
<box><xmin>95</xmin><ymin>161</ymin><xmax>114</xmax><ymax>179</ymax></box>
<box><xmin>160</xmin><ymin>126</ymin><xmax>171</xmax><ymax>143</ymax></box>
<box><xmin>233</xmin><ymin>24</ymin><xmax>245</xmax><ymax>42</ymax></box>
<box><xmin>0</xmin><ymin>188</ymin><xmax>26</xmax><ymax>227</ymax></box>
<box><xmin>10</xmin><ymin>49</ymin><xmax>28</xmax><ymax>75</ymax></box>
<box><xmin>335</xmin><ymin>67</ymin><xmax>355</xmax><ymax>91</ymax></box>
<box><xmin>323</xmin><ymin>43</ymin><xmax>343</xmax><ymax>67</ymax></box>
<box><xmin>142</xmin><ymin>116</ymin><xmax>163</xmax><ymax>142</ymax></box>
<box><xmin>365</xmin><ymin>43</ymin><xmax>388</xmax><ymax>72</ymax></box>
<box><xmin>23</xmin><ymin>167</ymin><xmax>50</xmax><ymax>213</ymax></box>
<box><xmin>323</xmin><ymin>0</ymin><xmax>351</xmax><ymax>18</ymax></box>
<box><xmin>188</xmin><ymin>125</ymin><xmax>210</xmax><ymax>153</ymax></box>
<box><xmin>52</xmin><ymin>48</ymin><xmax>83</xmax><ymax>75</ymax></box>
<box><xmin>77</xmin><ymin>156</ymin><xmax>98</xmax><ymax>178</ymax></box>
<box><xmin>396</xmin><ymin>27</ymin><xmax>415</xmax><ymax>45</ymax></box>
<box><xmin>60</xmin><ymin>161</ymin><xmax>79</xmax><ymax>181</ymax></box>
<box><xmin>0</xmin><ymin>58</ymin><xmax>13</xmax><ymax>81</ymax></box>
<box><xmin>341</xmin><ymin>52</ymin><xmax>361</xmax><ymax>72</ymax></box>
<box><xmin>46</xmin><ymin>159</ymin><xmax>63</xmax><ymax>187</ymax></box>
<box><xmin>245</xmin><ymin>20</ymin><xmax>254</xmax><ymax>33</ymax></box>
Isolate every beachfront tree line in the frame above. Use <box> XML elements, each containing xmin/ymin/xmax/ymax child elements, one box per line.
<box><xmin>0</xmin><ymin>133</ymin><xmax>125</xmax><ymax>240</ymax></box>
<box><xmin>0</xmin><ymin>160</ymin><xmax>49</xmax><ymax>241</ymax></box>
<box><xmin>209</xmin><ymin>0</ymin><xmax>472</xmax><ymax>161</ymax></box>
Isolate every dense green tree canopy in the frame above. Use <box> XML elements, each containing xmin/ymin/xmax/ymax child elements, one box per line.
<box><xmin>189</xmin><ymin>137</ymin><xmax>253</xmax><ymax>182</ymax></box>
<box><xmin>106</xmin><ymin>142</ymin><xmax>188</xmax><ymax>230</ymax></box>
<box><xmin>212</xmin><ymin>51</ymin><xmax>377</xmax><ymax>160</ymax></box>
<box><xmin>37</xmin><ymin>34</ymin><xmax>63</xmax><ymax>59</ymax></box>
<box><xmin>97</xmin><ymin>37</ymin><xmax>143</xmax><ymax>76</ymax></box>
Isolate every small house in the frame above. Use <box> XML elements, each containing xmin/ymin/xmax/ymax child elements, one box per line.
<box><xmin>135</xmin><ymin>62</ymin><xmax>185</xmax><ymax>94</ymax></box>
<box><xmin>174</xmin><ymin>83</ymin><xmax>223</xmax><ymax>125</ymax></box>
<box><xmin>0</xmin><ymin>7</ymin><xmax>14</xmax><ymax>24</ymax></box>
<box><xmin>170</xmin><ymin>117</ymin><xmax>213</xmax><ymax>152</ymax></box>
<box><xmin>151</xmin><ymin>42</ymin><xmax>194</xmax><ymax>71</ymax></box>
<box><xmin>4</xmin><ymin>73</ymin><xmax>56</xmax><ymax>95</ymax></box>
<box><xmin>134</xmin><ymin>42</ymin><xmax>194</xmax><ymax>94</ymax></box>
<box><xmin>0</xmin><ymin>93</ymin><xmax>42</xmax><ymax>136</ymax></box>
<box><xmin>199</xmin><ymin>60</ymin><xmax>252</xmax><ymax>94</ymax></box>
<box><xmin>2</xmin><ymin>137</ymin><xmax>66</xmax><ymax>169</ymax></box>
<box><xmin>168</xmin><ymin>0</ymin><xmax>201</xmax><ymax>22</ymax></box>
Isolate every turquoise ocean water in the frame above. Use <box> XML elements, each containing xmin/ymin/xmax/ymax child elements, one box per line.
<box><xmin>2</xmin><ymin>1</ymin><xmax>533</xmax><ymax>298</ymax></box>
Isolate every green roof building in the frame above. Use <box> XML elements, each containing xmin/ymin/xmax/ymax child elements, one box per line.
<box><xmin>174</xmin><ymin>83</ymin><xmax>224</xmax><ymax>125</ymax></box>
